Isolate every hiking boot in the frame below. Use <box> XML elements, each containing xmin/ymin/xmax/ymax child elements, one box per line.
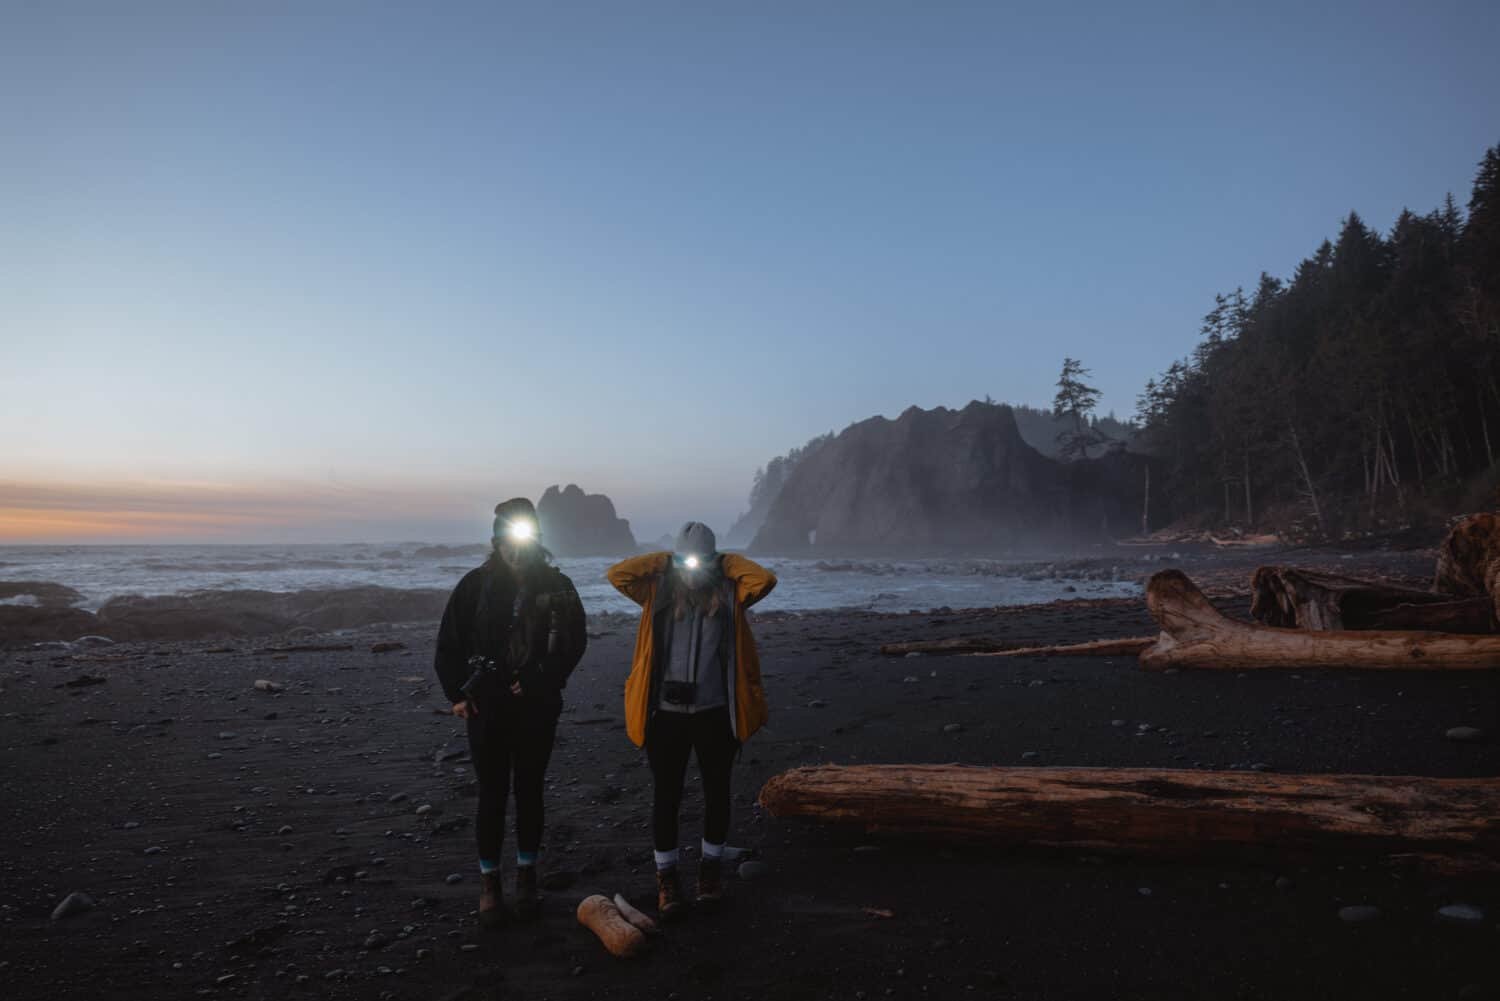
<box><xmin>656</xmin><ymin>866</ymin><xmax>686</xmax><ymax>920</ymax></box>
<box><xmin>478</xmin><ymin>871</ymin><xmax>509</xmax><ymax>928</ymax></box>
<box><xmin>514</xmin><ymin>865</ymin><xmax>541</xmax><ymax>920</ymax></box>
<box><xmin>696</xmin><ymin>857</ymin><xmax>723</xmax><ymax>904</ymax></box>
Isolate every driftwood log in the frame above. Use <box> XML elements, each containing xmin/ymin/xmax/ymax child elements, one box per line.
<box><xmin>576</xmin><ymin>895</ymin><xmax>647</xmax><ymax>958</ymax></box>
<box><xmin>1436</xmin><ymin>511</ymin><xmax>1500</xmax><ymax>604</ymax></box>
<box><xmin>757</xmin><ymin>764</ymin><xmax>1500</xmax><ymax>870</ymax></box>
<box><xmin>881</xmin><ymin>637</ymin><xmax>1153</xmax><ymax>658</ymax></box>
<box><xmin>1141</xmin><ymin>569</ymin><xmax>1500</xmax><ymax>671</ymax></box>
<box><xmin>1250</xmin><ymin>566</ymin><xmax>1493</xmax><ymax>633</ymax></box>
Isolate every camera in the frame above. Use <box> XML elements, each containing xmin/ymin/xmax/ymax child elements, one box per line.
<box><xmin>662</xmin><ymin>680</ymin><xmax>697</xmax><ymax>706</ymax></box>
<box><xmin>461</xmin><ymin>654</ymin><xmax>501</xmax><ymax>699</ymax></box>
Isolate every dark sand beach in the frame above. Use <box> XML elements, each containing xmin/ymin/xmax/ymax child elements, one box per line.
<box><xmin>3</xmin><ymin>546</ymin><xmax>1499</xmax><ymax>1000</ymax></box>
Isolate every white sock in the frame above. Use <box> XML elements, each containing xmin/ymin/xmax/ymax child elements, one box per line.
<box><xmin>701</xmin><ymin>839</ymin><xmax>724</xmax><ymax>859</ymax></box>
<box><xmin>654</xmin><ymin>848</ymin><xmax>680</xmax><ymax>871</ymax></box>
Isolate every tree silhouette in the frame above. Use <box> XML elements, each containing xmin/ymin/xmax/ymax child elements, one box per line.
<box><xmin>1053</xmin><ymin>358</ymin><xmax>1106</xmax><ymax>460</ymax></box>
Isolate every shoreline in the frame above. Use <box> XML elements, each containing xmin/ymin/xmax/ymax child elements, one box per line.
<box><xmin>0</xmin><ymin>543</ymin><xmax>1439</xmax><ymax>649</ymax></box>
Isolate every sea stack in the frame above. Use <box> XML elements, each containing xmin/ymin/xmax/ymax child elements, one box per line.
<box><xmin>536</xmin><ymin>484</ymin><xmax>638</xmax><ymax>556</ymax></box>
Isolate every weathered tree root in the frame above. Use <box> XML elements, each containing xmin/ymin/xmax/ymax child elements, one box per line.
<box><xmin>1141</xmin><ymin>569</ymin><xmax>1500</xmax><ymax>671</ymax></box>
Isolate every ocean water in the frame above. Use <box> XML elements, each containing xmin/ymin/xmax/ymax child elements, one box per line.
<box><xmin>0</xmin><ymin>544</ymin><xmax>1141</xmax><ymax>615</ymax></box>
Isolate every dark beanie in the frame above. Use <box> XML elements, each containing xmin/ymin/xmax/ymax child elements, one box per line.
<box><xmin>493</xmin><ymin>497</ymin><xmax>538</xmax><ymax>539</ymax></box>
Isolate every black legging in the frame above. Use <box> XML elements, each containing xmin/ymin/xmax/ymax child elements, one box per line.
<box><xmin>646</xmin><ymin>707</ymin><xmax>738</xmax><ymax>852</ymax></box>
<box><xmin>466</xmin><ymin>696</ymin><xmax>560</xmax><ymax>863</ymax></box>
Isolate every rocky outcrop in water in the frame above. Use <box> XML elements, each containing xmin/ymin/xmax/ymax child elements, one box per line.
<box><xmin>536</xmin><ymin>484</ymin><xmax>637</xmax><ymax>556</ymax></box>
<box><xmin>0</xmin><ymin>585</ymin><xmax>450</xmax><ymax>646</ymax></box>
<box><xmin>749</xmin><ymin>401</ymin><xmax>1160</xmax><ymax>555</ymax></box>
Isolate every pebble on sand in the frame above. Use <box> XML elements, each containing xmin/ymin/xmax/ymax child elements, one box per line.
<box><xmin>371</xmin><ymin>641</ymin><xmax>407</xmax><ymax>653</ymax></box>
<box><xmin>444</xmin><ymin>873</ymin><xmax>463</xmax><ymax>885</ymax></box>
<box><xmin>1338</xmin><ymin>905</ymin><xmax>1382</xmax><ymax>923</ymax></box>
<box><xmin>415</xmin><ymin>804</ymin><xmax>433</xmax><ymax>816</ymax></box>
<box><xmin>1445</xmin><ymin>726</ymin><xmax>1485</xmax><ymax>742</ymax></box>
<box><xmin>1436</xmin><ymin>904</ymin><xmax>1485</xmax><ymax>924</ymax></box>
<box><xmin>738</xmin><ymin>860</ymin><xmax>769</xmax><ymax>881</ymax></box>
<box><xmin>253</xmin><ymin>680</ymin><xmax>284</xmax><ymax>693</ymax></box>
<box><xmin>942</xmin><ymin>723</ymin><xmax>963</xmax><ymax>733</ymax></box>
<box><xmin>51</xmin><ymin>892</ymin><xmax>95</xmax><ymax>921</ymax></box>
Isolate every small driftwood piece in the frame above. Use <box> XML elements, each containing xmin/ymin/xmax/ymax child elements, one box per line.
<box><xmin>880</xmin><ymin>638</ymin><xmax>1013</xmax><ymax>656</ymax></box>
<box><xmin>968</xmin><ymin>637</ymin><xmax>1154</xmax><ymax>658</ymax></box>
<box><xmin>882</xmin><ymin>637</ymin><xmax>1152</xmax><ymax>658</ymax></box>
<box><xmin>577</xmin><ymin>895</ymin><xmax>647</xmax><ymax>958</ymax></box>
<box><xmin>1209</xmin><ymin>533</ymin><xmax>1281</xmax><ymax>548</ymax></box>
<box><xmin>1142</xmin><ymin>569</ymin><xmax>1500</xmax><ymax>671</ymax></box>
<box><xmin>757</xmin><ymin>764</ymin><xmax>1500</xmax><ymax>871</ymax></box>
<box><xmin>1250</xmin><ymin>566</ymin><xmax>1492</xmax><ymax>633</ymax></box>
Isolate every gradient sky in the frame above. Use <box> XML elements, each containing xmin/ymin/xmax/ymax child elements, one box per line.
<box><xmin>3</xmin><ymin>1</ymin><xmax>1498</xmax><ymax>543</ymax></box>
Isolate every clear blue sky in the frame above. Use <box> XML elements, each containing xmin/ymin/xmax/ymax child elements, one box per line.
<box><xmin>3</xmin><ymin>1</ymin><xmax>1497</xmax><ymax>543</ymax></box>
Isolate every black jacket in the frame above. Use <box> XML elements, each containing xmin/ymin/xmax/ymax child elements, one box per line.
<box><xmin>433</xmin><ymin>558</ymin><xmax>588</xmax><ymax>705</ymax></box>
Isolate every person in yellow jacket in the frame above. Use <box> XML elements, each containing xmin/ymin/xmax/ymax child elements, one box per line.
<box><xmin>606</xmin><ymin>521</ymin><xmax>776</xmax><ymax>918</ymax></box>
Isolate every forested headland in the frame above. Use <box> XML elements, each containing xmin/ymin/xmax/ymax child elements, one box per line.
<box><xmin>1132</xmin><ymin>143</ymin><xmax>1500</xmax><ymax>540</ymax></box>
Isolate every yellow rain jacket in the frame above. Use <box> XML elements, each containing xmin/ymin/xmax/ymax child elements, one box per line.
<box><xmin>606</xmin><ymin>552</ymin><xmax>777</xmax><ymax>747</ymax></box>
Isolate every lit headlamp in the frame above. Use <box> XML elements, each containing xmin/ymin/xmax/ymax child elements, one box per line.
<box><xmin>683</xmin><ymin>555</ymin><xmax>701</xmax><ymax>570</ymax></box>
<box><xmin>505</xmin><ymin>519</ymin><xmax>537</xmax><ymax>542</ymax></box>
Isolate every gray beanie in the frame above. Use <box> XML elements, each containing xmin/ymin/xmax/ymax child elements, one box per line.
<box><xmin>673</xmin><ymin>521</ymin><xmax>717</xmax><ymax>557</ymax></box>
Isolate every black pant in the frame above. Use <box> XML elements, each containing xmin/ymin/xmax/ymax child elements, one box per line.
<box><xmin>646</xmin><ymin>706</ymin><xmax>738</xmax><ymax>853</ymax></box>
<box><xmin>466</xmin><ymin>695</ymin><xmax>560</xmax><ymax>863</ymax></box>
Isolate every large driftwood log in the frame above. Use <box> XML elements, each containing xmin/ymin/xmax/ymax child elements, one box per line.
<box><xmin>757</xmin><ymin>764</ymin><xmax>1500</xmax><ymax>870</ymax></box>
<box><xmin>1141</xmin><ymin>569</ymin><xmax>1500</xmax><ymax>671</ymax></box>
<box><xmin>1250</xmin><ymin>566</ymin><xmax>1493</xmax><ymax>633</ymax></box>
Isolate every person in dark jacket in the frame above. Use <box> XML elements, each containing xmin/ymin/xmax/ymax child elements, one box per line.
<box><xmin>434</xmin><ymin>497</ymin><xmax>587</xmax><ymax>925</ymax></box>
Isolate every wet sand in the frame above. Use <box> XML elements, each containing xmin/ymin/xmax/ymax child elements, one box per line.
<box><xmin>3</xmin><ymin>547</ymin><xmax>1499</xmax><ymax>1000</ymax></box>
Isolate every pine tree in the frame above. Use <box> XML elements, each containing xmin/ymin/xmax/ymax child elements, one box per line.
<box><xmin>1053</xmin><ymin>358</ymin><xmax>1105</xmax><ymax>460</ymax></box>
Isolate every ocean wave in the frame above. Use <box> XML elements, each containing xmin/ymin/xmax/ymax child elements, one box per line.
<box><xmin>138</xmin><ymin>559</ymin><xmax>361</xmax><ymax>573</ymax></box>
